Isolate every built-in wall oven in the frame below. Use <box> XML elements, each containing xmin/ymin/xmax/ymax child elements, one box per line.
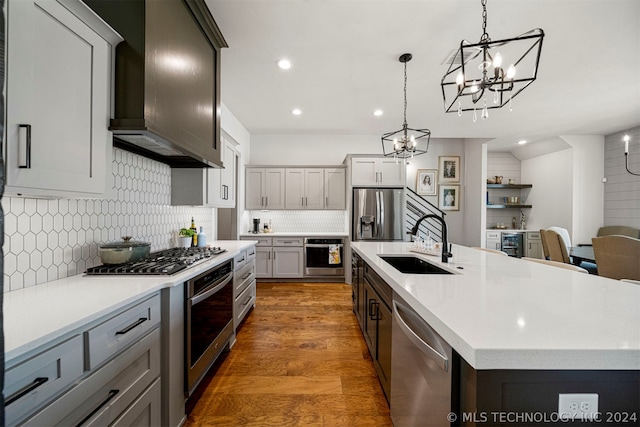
<box><xmin>304</xmin><ymin>238</ymin><xmax>345</xmax><ymax>277</ymax></box>
<box><xmin>185</xmin><ymin>259</ymin><xmax>234</xmax><ymax>395</ymax></box>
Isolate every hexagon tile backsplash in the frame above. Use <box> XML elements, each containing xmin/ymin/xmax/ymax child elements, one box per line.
<box><xmin>2</xmin><ymin>148</ymin><xmax>214</xmax><ymax>292</ymax></box>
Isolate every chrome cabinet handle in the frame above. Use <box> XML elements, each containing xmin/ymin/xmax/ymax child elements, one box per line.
<box><xmin>6</xmin><ymin>377</ymin><xmax>48</xmax><ymax>405</ymax></box>
<box><xmin>76</xmin><ymin>389</ymin><xmax>119</xmax><ymax>427</ymax></box>
<box><xmin>18</xmin><ymin>124</ymin><xmax>32</xmax><ymax>169</ymax></box>
<box><xmin>115</xmin><ymin>317</ymin><xmax>147</xmax><ymax>335</ymax></box>
<box><xmin>242</xmin><ymin>295</ymin><xmax>252</xmax><ymax>306</ymax></box>
<box><xmin>241</xmin><ymin>272</ymin><xmax>251</xmax><ymax>280</ymax></box>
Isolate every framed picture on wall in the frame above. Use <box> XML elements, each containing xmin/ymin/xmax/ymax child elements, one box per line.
<box><xmin>416</xmin><ymin>169</ymin><xmax>437</xmax><ymax>196</ymax></box>
<box><xmin>438</xmin><ymin>156</ymin><xmax>460</xmax><ymax>183</ymax></box>
<box><xmin>439</xmin><ymin>185</ymin><xmax>460</xmax><ymax>211</ymax></box>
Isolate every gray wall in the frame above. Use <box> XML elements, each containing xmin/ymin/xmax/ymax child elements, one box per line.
<box><xmin>604</xmin><ymin>126</ymin><xmax>640</xmax><ymax>227</ymax></box>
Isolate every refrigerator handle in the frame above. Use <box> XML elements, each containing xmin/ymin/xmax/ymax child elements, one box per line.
<box><xmin>378</xmin><ymin>190</ymin><xmax>384</xmax><ymax>239</ymax></box>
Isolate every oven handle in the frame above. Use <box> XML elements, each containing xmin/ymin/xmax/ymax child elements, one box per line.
<box><xmin>190</xmin><ymin>272</ymin><xmax>233</xmax><ymax>306</ymax></box>
<box><xmin>305</xmin><ymin>244</ymin><xmax>344</xmax><ymax>248</ymax></box>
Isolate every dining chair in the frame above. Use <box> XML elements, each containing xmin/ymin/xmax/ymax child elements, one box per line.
<box><xmin>522</xmin><ymin>257</ymin><xmax>588</xmax><ymax>273</ymax></box>
<box><xmin>539</xmin><ymin>229</ymin><xmax>550</xmax><ymax>259</ymax></box>
<box><xmin>591</xmin><ymin>235</ymin><xmax>640</xmax><ymax>281</ymax></box>
<box><xmin>596</xmin><ymin>226</ymin><xmax>640</xmax><ymax>239</ymax></box>
<box><xmin>541</xmin><ymin>229</ymin><xmax>571</xmax><ymax>263</ymax></box>
<box><xmin>472</xmin><ymin>247</ymin><xmax>508</xmax><ymax>256</ymax></box>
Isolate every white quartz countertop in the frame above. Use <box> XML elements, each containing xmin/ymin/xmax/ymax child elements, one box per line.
<box><xmin>351</xmin><ymin>241</ymin><xmax>640</xmax><ymax>370</ymax></box>
<box><xmin>4</xmin><ymin>240</ymin><xmax>257</xmax><ymax>361</ymax></box>
<box><xmin>240</xmin><ymin>232</ymin><xmax>348</xmax><ymax>237</ymax></box>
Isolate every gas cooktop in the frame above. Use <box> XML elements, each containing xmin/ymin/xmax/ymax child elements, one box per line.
<box><xmin>85</xmin><ymin>246</ymin><xmax>227</xmax><ymax>275</ymax></box>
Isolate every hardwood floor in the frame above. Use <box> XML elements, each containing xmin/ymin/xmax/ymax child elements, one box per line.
<box><xmin>184</xmin><ymin>282</ymin><xmax>392</xmax><ymax>427</ymax></box>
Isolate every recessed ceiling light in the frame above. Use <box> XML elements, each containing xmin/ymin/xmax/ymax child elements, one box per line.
<box><xmin>517</xmin><ymin>140</ymin><xmax>527</xmax><ymax>145</ymax></box>
<box><xmin>292</xmin><ymin>108</ymin><xmax>302</xmax><ymax>116</ymax></box>
<box><xmin>277</xmin><ymin>59</ymin><xmax>292</xmax><ymax>70</ymax></box>
<box><xmin>373</xmin><ymin>110</ymin><xmax>384</xmax><ymax>116</ymax></box>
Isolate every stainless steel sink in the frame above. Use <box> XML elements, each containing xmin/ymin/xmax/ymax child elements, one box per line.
<box><xmin>380</xmin><ymin>256</ymin><xmax>453</xmax><ymax>275</ymax></box>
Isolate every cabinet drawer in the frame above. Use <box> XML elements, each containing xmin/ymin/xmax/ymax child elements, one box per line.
<box><xmin>24</xmin><ymin>328</ymin><xmax>160</xmax><ymax>426</ymax></box>
<box><xmin>242</xmin><ymin>236</ymin><xmax>272</xmax><ymax>246</ymax></box>
<box><xmin>246</xmin><ymin>245</ymin><xmax>256</xmax><ymax>262</ymax></box>
<box><xmin>111</xmin><ymin>378</ymin><xmax>161</xmax><ymax>427</ymax></box>
<box><xmin>273</xmin><ymin>237</ymin><xmax>303</xmax><ymax>246</ymax></box>
<box><xmin>486</xmin><ymin>231</ymin><xmax>501</xmax><ymax>239</ymax></box>
<box><xmin>235</xmin><ymin>261</ymin><xmax>255</xmax><ymax>296</ymax></box>
<box><xmin>235</xmin><ymin>280</ymin><xmax>256</xmax><ymax>325</ymax></box>
<box><xmin>5</xmin><ymin>335</ymin><xmax>83</xmax><ymax>426</ymax></box>
<box><xmin>234</xmin><ymin>250</ymin><xmax>248</xmax><ymax>271</ymax></box>
<box><xmin>85</xmin><ymin>294</ymin><xmax>160</xmax><ymax>370</ymax></box>
<box><xmin>527</xmin><ymin>231</ymin><xmax>541</xmax><ymax>240</ymax></box>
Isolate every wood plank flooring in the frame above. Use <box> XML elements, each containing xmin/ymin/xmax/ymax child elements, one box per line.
<box><xmin>183</xmin><ymin>282</ymin><xmax>392</xmax><ymax>427</ymax></box>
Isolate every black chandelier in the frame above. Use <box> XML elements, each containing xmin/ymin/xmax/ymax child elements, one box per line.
<box><xmin>381</xmin><ymin>53</ymin><xmax>430</xmax><ymax>161</ymax></box>
<box><xmin>624</xmin><ymin>135</ymin><xmax>640</xmax><ymax>176</ymax></box>
<box><xmin>441</xmin><ymin>0</ymin><xmax>544</xmax><ymax>121</ymax></box>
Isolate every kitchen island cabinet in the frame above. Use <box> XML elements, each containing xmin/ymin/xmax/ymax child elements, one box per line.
<box><xmin>5</xmin><ymin>0</ymin><xmax>122</xmax><ymax>198</ymax></box>
<box><xmin>352</xmin><ymin>241</ymin><xmax>640</xmax><ymax>425</ymax></box>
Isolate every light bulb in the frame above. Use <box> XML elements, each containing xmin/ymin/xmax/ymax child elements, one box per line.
<box><xmin>456</xmin><ymin>71</ymin><xmax>464</xmax><ymax>88</ymax></box>
<box><xmin>624</xmin><ymin>134</ymin><xmax>630</xmax><ymax>153</ymax></box>
<box><xmin>493</xmin><ymin>52</ymin><xmax>503</xmax><ymax>68</ymax></box>
<box><xmin>470</xmin><ymin>82</ymin><xmax>479</xmax><ymax>93</ymax></box>
<box><xmin>506</xmin><ymin>64</ymin><xmax>516</xmax><ymax>79</ymax></box>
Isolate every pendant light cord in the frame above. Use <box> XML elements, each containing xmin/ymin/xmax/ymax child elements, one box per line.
<box><xmin>403</xmin><ymin>61</ymin><xmax>408</xmax><ymax>128</ymax></box>
<box><xmin>480</xmin><ymin>0</ymin><xmax>490</xmax><ymax>43</ymax></box>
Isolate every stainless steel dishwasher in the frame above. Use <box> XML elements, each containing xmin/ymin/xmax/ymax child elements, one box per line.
<box><xmin>391</xmin><ymin>294</ymin><xmax>455</xmax><ymax>427</ymax></box>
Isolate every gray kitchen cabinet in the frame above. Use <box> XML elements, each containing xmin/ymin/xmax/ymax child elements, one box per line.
<box><xmin>171</xmin><ymin>136</ymin><xmax>237</xmax><ymax>207</ymax></box>
<box><xmin>241</xmin><ymin>237</ymin><xmax>304</xmax><ymax>278</ymax></box>
<box><xmin>4</xmin><ymin>0</ymin><xmax>122</xmax><ymax>198</ymax></box>
<box><xmin>285</xmin><ymin>168</ymin><xmax>325</xmax><ymax>209</ymax></box>
<box><xmin>485</xmin><ymin>230</ymin><xmax>502</xmax><ymax>251</ymax></box>
<box><xmin>526</xmin><ymin>231</ymin><xmax>543</xmax><ymax>259</ymax></box>
<box><xmin>245</xmin><ymin>168</ymin><xmax>286</xmax><ymax>210</ymax></box>
<box><xmin>6</xmin><ymin>293</ymin><xmax>161</xmax><ymax>427</ymax></box>
<box><xmin>233</xmin><ymin>246</ymin><xmax>256</xmax><ymax>334</ymax></box>
<box><xmin>351</xmin><ymin>157</ymin><xmax>405</xmax><ymax>187</ymax></box>
<box><xmin>324</xmin><ymin>168</ymin><xmax>347</xmax><ymax>209</ymax></box>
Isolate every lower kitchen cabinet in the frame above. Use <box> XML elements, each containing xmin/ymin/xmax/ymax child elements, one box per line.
<box><xmin>526</xmin><ymin>231</ymin><xmax>543</xmax><ymax>259</ymax></box>
<box><xmin>362</xmin><ymin>263</ymin><xmax>392</xmax><ymax>401</ymax></box>
<box><xmin>6</xmin><ymin>293</ymin><xmax>161</xmax><ymax>427</ymax></box>
<box><xmin>241</xmin><ymin>237</ymin><xmax>304</xmax><ymax>279</ymax></box>
<box><xmin>486</xmin><ymin>230</ymin><xmax>501</xmax><ymax>251</ymax></box>
<box><xmin>233</xmin><ymin>246</ymin><xmax>256</xmax><ymax>334</ymax></box>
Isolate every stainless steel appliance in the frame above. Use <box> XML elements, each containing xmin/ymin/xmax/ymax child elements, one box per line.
<box><xmin>304</xmin><ymin>238</ymin><xmax>345</xmax><ymax>277</ymax></box>
<box><xmin>352</xmin><ymin>188</ymin><xmax>404</xmax><ymax>241</ymax></box>
<box><xmin>391</xmin><ymin>294</ymin><xmax>455</xmax><ymax>427</ymax></box>
<box><xmin>185</xmin><ymin>260</ymin><xmax>234</xmax><ymax>395</ymax></box>
<box><xmin>85</xmin><ymin>246</ymin><xmax>227</xmax><ymax>275</ymax></box>
<box><xmin>501</xmin><ymin>232</ymin><xmax>525</xmax><ymax>258</ymax></box>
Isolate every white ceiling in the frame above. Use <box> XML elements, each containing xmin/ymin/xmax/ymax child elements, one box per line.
<box><xmin>206</xmin><ymin>0</ymin><xmax>640</xmax><ymax>152</ymax></box>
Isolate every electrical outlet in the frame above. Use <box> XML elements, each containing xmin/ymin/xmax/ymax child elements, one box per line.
<box><xmin>558</xmin><ymin>393</ymin><xmax>599</xmax><ymax>420</ymax></box>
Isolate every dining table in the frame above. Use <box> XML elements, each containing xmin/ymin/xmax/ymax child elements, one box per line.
<box><xmin>570</xmin><ymin>245</ymin><xmax>596</xmax><ymax>265</ymax></box>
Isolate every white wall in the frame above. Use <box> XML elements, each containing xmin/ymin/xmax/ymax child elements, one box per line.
<box><xmin>463</xmin><ymin>140</ymin><xmax>486</xmax><ymax>247</ymax></box>
<box><xmin>561</xmin><ymin>135</ymin><xmax>605</xmax><ymax>244</ymax></box>
<box><xmin>521</xmin><ymin>148</ymin><xmax>573</xmax><ymax>234</ymax></box>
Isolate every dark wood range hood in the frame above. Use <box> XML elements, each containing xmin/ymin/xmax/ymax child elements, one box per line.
<box><xmin>85</xmin><ymin>0</ymin><xmax>228</xmax><ymax>168</ymax></box>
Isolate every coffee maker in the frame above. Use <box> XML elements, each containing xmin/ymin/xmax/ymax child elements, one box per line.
<box><xmin>252</xmin><ymin>218</ymin><xmax>260</xmax><ymax>234</ymax></box>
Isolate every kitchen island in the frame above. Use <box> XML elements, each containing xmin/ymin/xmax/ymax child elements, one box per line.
<box><xmin>351</xmin><ymin>241</ymin><xmax>640</xmax><ymax>425</ymax></box>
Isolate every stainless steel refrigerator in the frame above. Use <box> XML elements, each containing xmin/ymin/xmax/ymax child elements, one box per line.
<box><xmin>352</xmin><ymin>188</ymin><xmax>404</xmax><ymax>241</ymax></box>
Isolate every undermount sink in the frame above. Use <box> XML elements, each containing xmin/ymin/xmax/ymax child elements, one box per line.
<box><xmin>380</xmin><ymin>255</ymin><xmax>453</xmax><ymax>275</ymax></box>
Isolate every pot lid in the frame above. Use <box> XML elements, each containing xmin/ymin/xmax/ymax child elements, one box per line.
<box><xmin>100</xmin><ymin>236</ymin><xmax>151</xmax><ymax>249</ymax></box>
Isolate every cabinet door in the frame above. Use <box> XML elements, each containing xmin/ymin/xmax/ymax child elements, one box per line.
<box><xmin>351</xmin><ymin>159</ymin><xmax>378</xmax><ymax>186</ymax></box>
<box><xmin>6</xmin><ymin>0</ymin><xmax>113</xmax><ymax>197</ymax></box>
<box><xmin>245</xmin><ymin>169</ymin><xmax>265</xmax><ymax>210</ymax></box>
<box><xmin>285</xmin><ymin>168</ymin><xmax>305</xmax><ymax>209</ymax></box>
<box><xmin>272</xmin><ymin>247</ymin><xmax>303</xmax><ymax>278</ymax></box>
<box><xmin>220</xmin><ymin>138</ymin><xmax>236</xmax><ymax>207</ymax></box>
<box><xmin>304</xmin><ymin>169</ymin><xmax>325</xmax><ymax>209</ymax></box>
<box><xmin>264</xmin><ymin>168</ymin><xmax>286</xmax><ymax>209</ymax></box>
<box><xmin>325</xmin><ymin>168</ymin><xmax>346</xmax><ymax>210</ymax></box>
<box><xmin>377</xmin><ymin>300</ymin><xmax>392</xmax><ymax>400</ymax></box>
<box><xmin>377</xmin><ymin>158</ymin><xmax>406</xmax><ymax>186</ymax></box>
<box><xmin>362</xmin><ymin>279</ymin><xmax>377</xmax><ymax>357</ymax></box>
<box><xmin>255</xmin><ymin>247</ymin><xmax>272</xmax><ymax>278</ymax></box>
<box><xmin>526</xmin><ymin>233</ymin><xmax>543</xmax><ymax>259</ymax></box>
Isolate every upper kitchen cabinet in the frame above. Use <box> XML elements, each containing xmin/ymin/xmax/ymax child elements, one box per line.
<box><xmin>84</xmin><ymin>0</ymin><xmax>228</xmax><ymax>168</ymax></box>
<box><xmin>351</xmin><ymin>157</ymin><xmax>406</xmax><ymax>187</ymax></box>
<box><xmin>285</xmin><ymin>169</ymin><xmax>324</xmax><ymax>210</ymax></box>
<box><xmin>325</xmin><ymin>168</ymin><xmax>346</xmax><ymax>209</ymax></box>
<box><xmin>4</xmin><ymin>0</ymin><xmax>123</xmax><ymax>198</ymax></box>
<box><xmin>171</xmin><ymin>136</ymin><xmax>237</xmax><ymax>207</ymax></box>
<box><xmin>245</xmin><ymin>168</ymin><xmax>286</xmax><ymax>210</ymax></box>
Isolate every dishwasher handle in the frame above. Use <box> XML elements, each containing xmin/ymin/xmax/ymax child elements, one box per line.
<box><xmin>393</xmin><ymin>299</ymin><xmax>449</xmax><ymax>372</ymax></box>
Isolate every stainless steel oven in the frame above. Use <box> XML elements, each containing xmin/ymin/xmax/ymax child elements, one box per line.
<box><xmin>185</xmin><ymin>259</ymin><xmax>234</xmax><ymax>395</ymax></box>
<box><xmin>304</xmin><ymin>238</ymin><xmax>345</xmax><ymax>277</ymax></box>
